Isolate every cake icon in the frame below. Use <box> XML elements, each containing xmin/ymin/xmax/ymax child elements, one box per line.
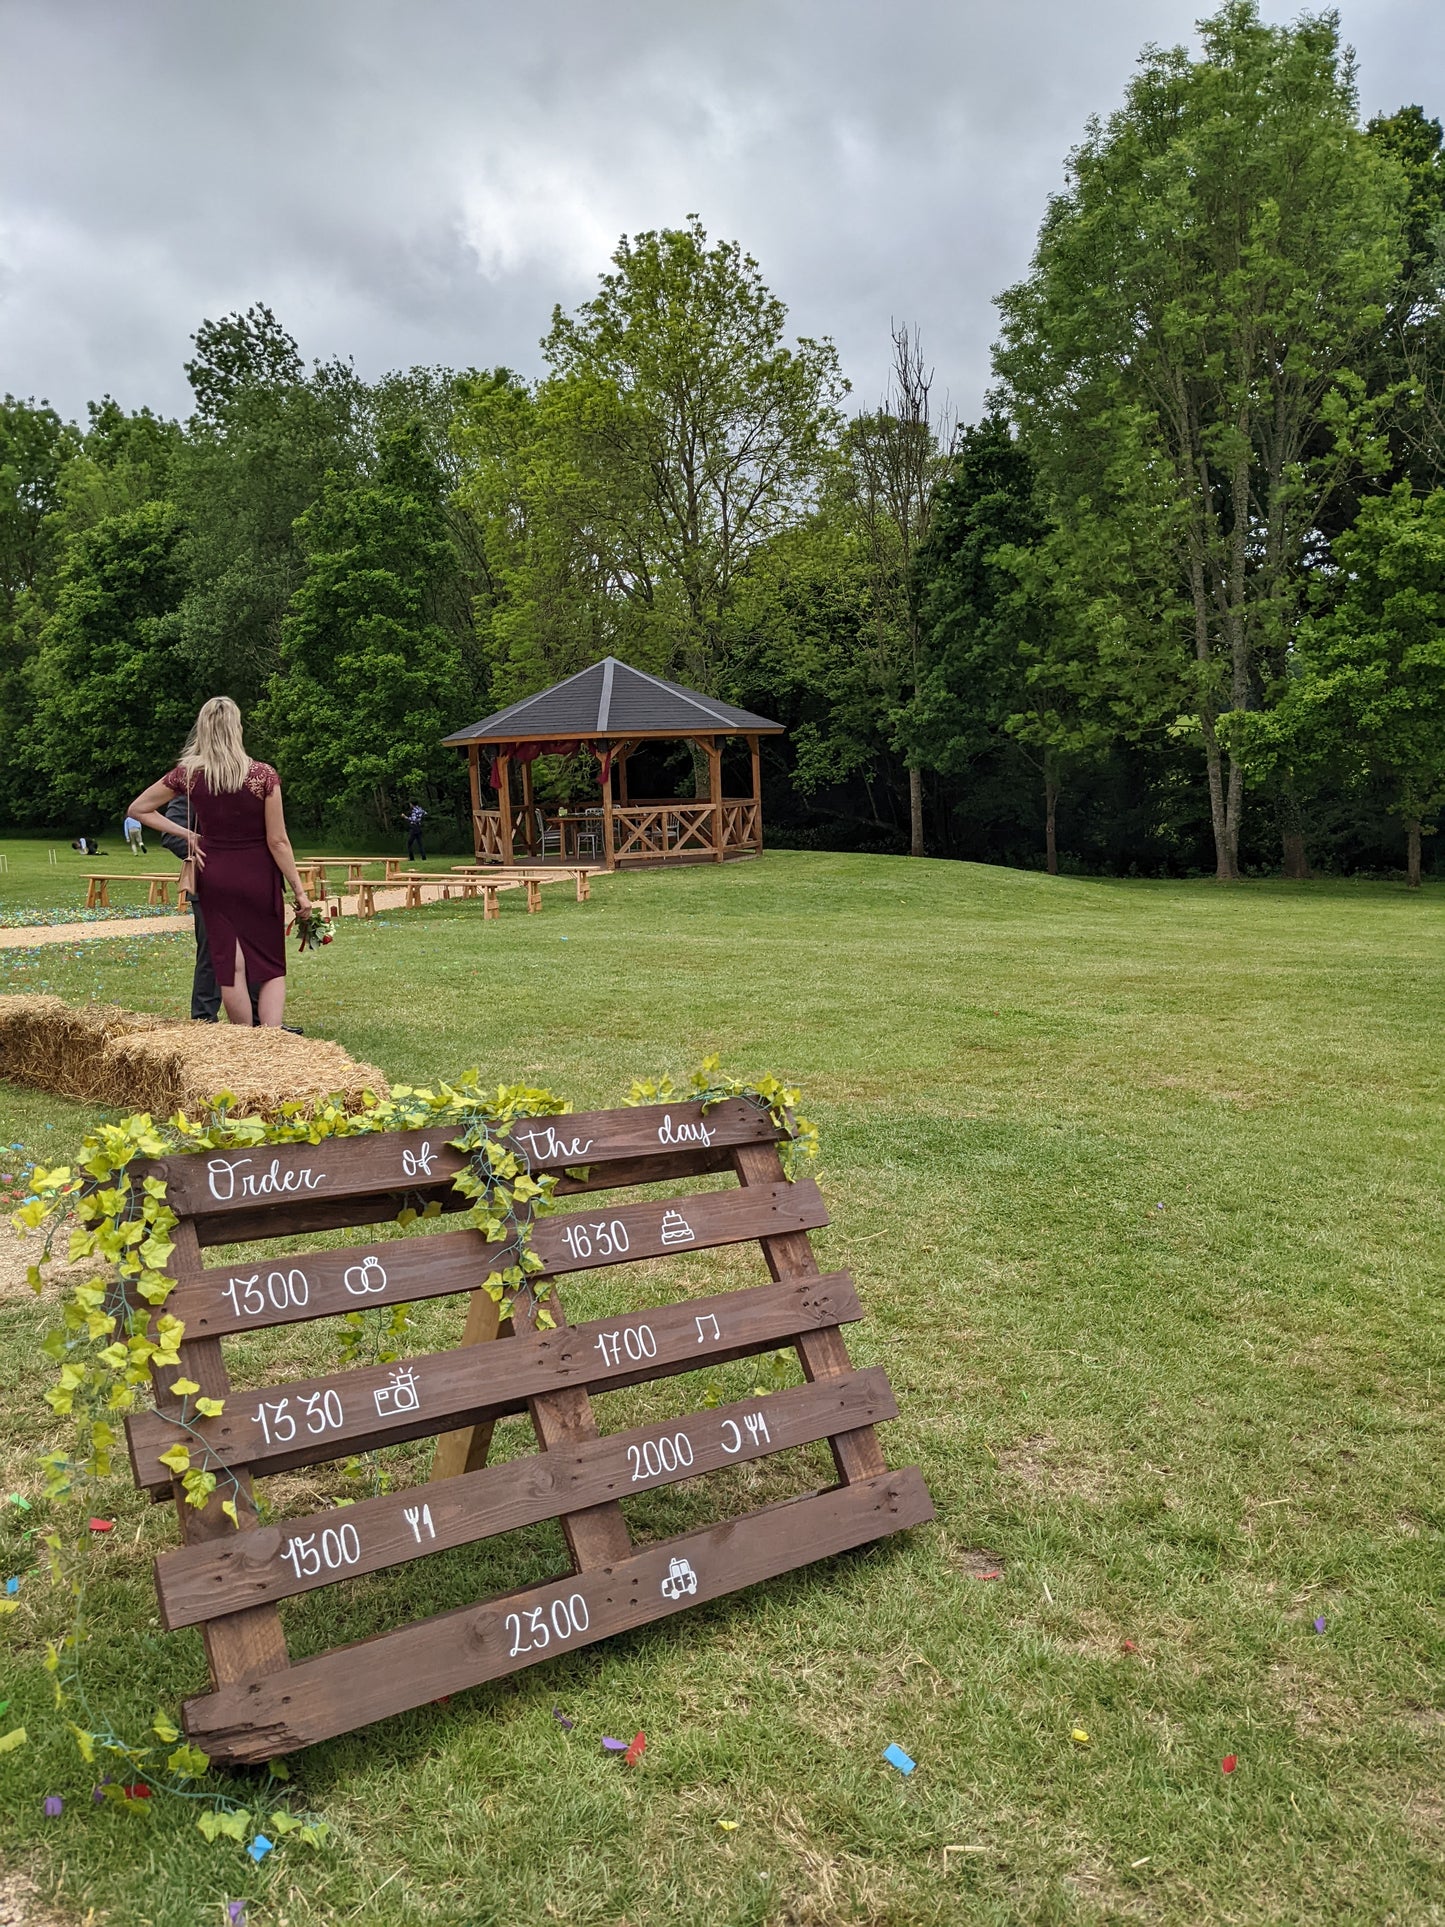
<box><xmin>659</xmin><ymin>1209</ymin><xmax>695</xmax><ymax>1246</ymax></box>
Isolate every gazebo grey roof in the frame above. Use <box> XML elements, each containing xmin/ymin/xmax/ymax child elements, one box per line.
<box><xmin>441</xmin><ymin>657</ymin><xmax>783</xmax><ymax>744</ymax></box>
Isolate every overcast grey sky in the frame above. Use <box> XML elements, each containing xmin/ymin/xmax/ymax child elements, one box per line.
<box><xmin>1</xmin><ymin>0</ymin><xmax>1439</xmax><ymax>425</ymax></box>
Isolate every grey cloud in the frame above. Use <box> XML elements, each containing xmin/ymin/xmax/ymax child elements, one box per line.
<box><xmin>1</xmin><ymin>0</ymin><xmax>1439</xmax><ymax>424</ymax></box>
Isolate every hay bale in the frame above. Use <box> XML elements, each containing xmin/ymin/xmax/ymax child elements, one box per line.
<box><xmin>0</xmin><ymin>995</ymin><xmax>168</xmax><ymax>1103</ymax></box>
<box><xmin>109</xmin><ymin>1025</ymin><xmax>387</xmax><ymax>1117</ymax></box>
<box><xmin>0</xmin><ymin>993</ymin><xmax>387</xmax><ymax>1118</ymax></box>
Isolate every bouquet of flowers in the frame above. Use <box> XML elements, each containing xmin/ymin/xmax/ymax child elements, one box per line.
<box><xmin>290</xmin><ymin>903</ymin><xmax>335</xmax><ymax>952</ymax></box>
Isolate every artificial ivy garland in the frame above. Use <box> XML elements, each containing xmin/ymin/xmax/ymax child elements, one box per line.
<box><xmin>5</xmin><ymin>1062</ymin><xmax>816</xmax><ymax>1854</ymax></box>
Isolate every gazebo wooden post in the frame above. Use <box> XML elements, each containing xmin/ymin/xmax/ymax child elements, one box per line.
<box><xmin>600</xmin><ymin>742</ymin><xmax>617</xmax><ymax>870</ymax></box>
<box><xmin>520</xmin><ymin>758</ymin><xmax>537</xmax><ymax>857</ymax></box>
<box><xmin>617</xmin><ymin>746</ymin><xmax>630</xmax><ymax>805</ymax></box>
<box><xmin>497</xmin><ymin>755</ymin><xmax>514</xmax><ymax>865</ymax></box>
<box><xmin>468</xmin><ymin>746</ymin><xmax>482</xmax><ymax>861</ymax></box>
<box><xmin>748</xmin><ymin>733</ymin><xmax>762</xmax><ymax>852</ymax></box>
<box><xmin>706</xmin><ymin>736</ymin><xmax>724</xmax><ymax>862</ymax></box>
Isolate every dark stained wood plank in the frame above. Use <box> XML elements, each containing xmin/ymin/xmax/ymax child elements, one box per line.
<box><xmin>154</xmin><ymin>1221</ymin><xmax>290</xmax><ymax>1687</ymax></box>
<box><xmin>188</xmin><ymin>1146</ymin><xmax>743</xmax><ymax>1247</ymax></box>
<box><xmin>164</xmin><ymin>1181</ymin><xmax>825</xmax><ymax>1339</ymax></box>
<box><xmin>148</xmin><ymin>1099</ymin><xmax>780</xmax><ymax>1224</ymax></box>
<box><xmin>127</xmin><ymin>1273</ymin><xmax>863</xmax><ymax>1493</ymax></box>
<box><xmin>182</xmin><ymin>1468</ymin><xmax>935</xmax><ymax>1763</ymax></box>
<box><xmin>732</xmin><ymin>1141</ymin><xmax>888</xmax><ymax>1485</ymax></box>
<box><xmin>154</xmin><ymin>1371</ymin><xmax>898</xmax><ymax>1628</ymax></box>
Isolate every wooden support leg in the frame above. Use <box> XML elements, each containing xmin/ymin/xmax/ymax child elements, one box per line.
<box><xmin>514</xmin><ymin>1289</ymin><xmax>633</xmax><ymax>1569</ymax></box>
<box><xmin>731</xmin><ymin>1141</ymin><xmax>887</xmax><ymax>1486</ymax></box>
<box><xmin>86</xmin><ymin>879</ymin><xmax>97</xmax><ymax>909</ymax></box>
<box><xmin>430</xmin><ymin>1295</ymin><xmax>507</xmax><ymax>1480</ymax></box>
<box><xmin>526</xmin><ymin>880</ymin><xmax>542</xmax><ymax>914</ymax></box>
<box><xmin>575</xmin><ymin>870</ymin><xmax>589</xmax><ymax>902</ymax></box>
<box><xmin>485</xmin><ymin>885</ymin><xmax>499</xmax><ymax>921</ymax></box>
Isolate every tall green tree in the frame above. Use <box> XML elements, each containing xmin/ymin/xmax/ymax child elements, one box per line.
<box><xmin>0</xmin><ymin>396</ymin><xmax>77</xmax><ymax>820</ymax></box>
<box><xmin>1247</xmin><ymin>484</ymin><xmax>1445</xmax><ymax>885</ymax></box>
<box><xmin>173</xmin><ymin>305</ymin><xmax>368</xmax><ymax>713</ymax></box>
<box><xmin>28</xmin><ymin>501</ymin><xmax>196</xmax><ymax>819</ymax></box>
<box><xmin>916</xmin><ymin>417</ymin><xmax>1111</xmax><ymax>874</ymax></box>
<box><xmin>840</xmin><ymin>326</ymin><xmax>952</xmax><ymax>854</ymax></box>
<box><xmin>533</xmin><ymin>217</ymin><xmax>847</xmax><ymax>702</ymax></box>
<box><xmin>1366</xmin><ymin>106</ymin><xmax>1445</xmax><ymax>493</ymax></box>
<box><xmin>260</xmin><ymin>422</ymin><xmax>467</xmax><ymax>829</ymax></box>
<box><xmin>995</xmin><ymin>0</ymin><xmax>1409</xmax><ymax>878</ymax></box>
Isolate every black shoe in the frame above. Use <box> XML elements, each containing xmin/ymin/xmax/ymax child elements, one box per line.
<box><xmin>282</xmin><ymin>1024</ymin><xmax>305</xmax><ymax>1035</ymax></box>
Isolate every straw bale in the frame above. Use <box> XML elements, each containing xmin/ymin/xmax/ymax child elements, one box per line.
<box><xmin>0</xmin><ymin>993</ymin><xmax>386</xmax><ymax>1117</ymax></box>
<box><xmin>0</xmin><ymin>995</ymin><xmax>168</xmax><ymax>1103</ymax></box>
<box><xmin>108</xmin><ymin>1026</ymin><xmax>387</xmax><ymax>1117</ymax></box>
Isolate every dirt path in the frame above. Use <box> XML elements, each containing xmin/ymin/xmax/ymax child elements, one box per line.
<box><xmin>0</xmin><ymin>884</ymin><xmax>438</xmax><ymax>949</ymax></box>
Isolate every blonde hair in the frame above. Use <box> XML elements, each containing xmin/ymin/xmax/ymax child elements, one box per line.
<box><xmin>178</xmin><ymin>696</ymin><xmax>251</xmax><ymax>793</ymax></box>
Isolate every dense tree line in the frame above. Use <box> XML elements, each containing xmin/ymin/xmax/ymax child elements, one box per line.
<box><xmin>2</xmin><ymin>2</ymin><xmax>1441</xmax><ymax>877</ymax></box>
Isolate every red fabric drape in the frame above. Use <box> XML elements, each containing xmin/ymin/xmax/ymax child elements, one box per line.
<box><xmin>487</xmin><ymin>741</ymin><xmax>609</xmax><ymax>790</ymax></box>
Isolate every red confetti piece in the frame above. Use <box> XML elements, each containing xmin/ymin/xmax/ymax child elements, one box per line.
<box><xmin>974</xmin><ymin>1570</ymin><xmax>1003</xmax><ymax>1581</ymax></box>
<box><xmin>87</xmin><ymin>1518</ymin><xmax>114</xmax><ymax>1533</ymax></box>
<box><xmin>1221</xmin><ymin>1755</ymin><xmax>1237</xmax><ymax>1775</ymax></box>
<box><xmin>124</xmin><ymin>1783</ymin><xmax>152</xmax><ymax>1798</ymax></box>
<box><xmin>1121</xmin><ymin>1639</ymin><xmax>1137</xmax><ymax>1653</ymax></box>
<box><xmin>624</xmin><ymin>1730</ymin><xmax>646</xmax><ymax>1767</ymax></box>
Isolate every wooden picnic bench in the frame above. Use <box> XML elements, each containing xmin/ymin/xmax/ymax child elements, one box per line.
<box><xmin>85</xmin><ymin>873</ymin><xmax>181</xmax><ymax>909</ymax></box>
<box><xmin>121</xmin><ymin>1097</ymin><xmax>932</xmax><ymax>1764</ymax></box>
<box><xmin>297</xmin><ymin>858</ymin><xmax>405</xmax><ymax>899</ymax></box>
<box><xmin>450</xmin><ymin>864</ymin><xmax>595</xmax><ymax>903</ymax></box>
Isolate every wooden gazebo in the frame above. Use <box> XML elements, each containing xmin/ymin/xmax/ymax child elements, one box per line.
<box><xmin>442</xmin><ymin>658</ymin><xmax>784</xmax><ymax>869</ymax></box>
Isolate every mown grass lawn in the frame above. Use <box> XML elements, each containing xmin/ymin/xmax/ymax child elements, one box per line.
<box><xmin>1</xmin><ymin>850</ymin><xmax>1442</xmax><ymax>1926</ymax></box>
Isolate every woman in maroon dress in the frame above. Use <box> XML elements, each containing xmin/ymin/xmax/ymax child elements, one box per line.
<box><xmin>128</xmin><ymin>698</ymin><xmax>314</xmax><ymax>1027</ymax></box>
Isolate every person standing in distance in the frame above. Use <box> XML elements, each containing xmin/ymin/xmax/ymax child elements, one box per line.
<box><xmin>127</xmin><ymin>697</ymin><xmax>312</xmax><ymax>1027</ymax></box>
<box><xmin>404</xmin><ymin>800</ymin><xmax>427</xmax><ymax>864</ymax></box>
<box><xmin>123</xmin><ymin>814</ymin><xmax>145</xmax><ymax>855</ymax></box>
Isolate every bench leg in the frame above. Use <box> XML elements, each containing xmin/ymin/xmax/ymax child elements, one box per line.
<box><xmin>485</xmin><ymin>888</ymin><xmax>499</xmax><ymax>921</ymax></box>
<box><xmin>86</xmin><ymin>880</ymin><xmax>98</xmax><ymax>909</ymax></box>
<box><xmin>527</xmin><ymin>880</ymin><xmax>542</xmax><ymax>914</ymax></box>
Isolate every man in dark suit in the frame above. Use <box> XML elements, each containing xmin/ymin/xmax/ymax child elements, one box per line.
<box><xmin>160</xmin><ymin>794</ymin><xmax>261</xmax><ymax>1024</ymax></box>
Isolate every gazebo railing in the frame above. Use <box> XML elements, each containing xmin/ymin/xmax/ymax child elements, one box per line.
<box><xmin>472</xmin><ymin>798</ymin><xmax>761</xmax><ymax>865</ymax></box>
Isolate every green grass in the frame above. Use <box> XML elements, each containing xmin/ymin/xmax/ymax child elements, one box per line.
<box><xmin>1</xmin><ymin>850</ymin><xmax>1442</xmax><ymax>1925</ymax></box>
<box><xmin>0</xmin><ymin>833</ymin><xmax>422</xmax><ymax>921</ymax></box>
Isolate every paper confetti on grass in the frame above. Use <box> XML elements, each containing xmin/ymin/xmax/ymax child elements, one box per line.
<box><xmin>882</xmin><ymin>1743</ymin><xmax>916</xmax><ymax>1775</ymax></box>
<box><xmin>43</xmin><ymin>1796</ymin><xmax>62</xmax><ymax>1817</ymax></box>
<box><xmin>87</xmin><ymin>1518</ymin><xmax>114</xmax><ymax>1534</ymax></box>
<box><xmin>1221</xmin><ymin>1755</ymin><xmax>1238</xmax><ymax>1774</ymax></box>
<box><xmin>247</xmin><ymin>1835</ymin><xmax>274</xmax><ymax>1862</ymax></box>
<box><xmin>717</xmin><ymin>1820</ymin><xmax>739</xmax><ymax>1831</ymax></box>
<box><xmin>0</xmin><ymin>1728</ymin><xmax>27</xmax><ymax>1753</ymax></box>
<box><xmin>623</xmin><ymin>1732</ymin><xmax>646</xmax><ymax>1766</ymax></box>
<box><xmin>601</xmin><ymin>1736</ymin><xmax>628</xmax><ymax>1752</ymax></box>
<box><xmin>552</xmin><ymin>1709</ymin><xmax>575</xmax><ymax>1731</ymax></box>
<box><xmin>1071</xmin><ymin>1729</ymin><xmax>1091</xmax><ymax>1747</ymax></box>
<box><xmin>1313</xmin><ymin>1616</ymin><xmax>1327</xmax><ymax>1634</ymax></box>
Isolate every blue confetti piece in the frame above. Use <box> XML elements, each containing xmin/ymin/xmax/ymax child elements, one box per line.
<box><xmin>1313</xmin><ymin>1615</ymin><xmax>1327</xmax><ymax>1634</ymax></box>
<box><xmin>4</xmin><ymin>1577</ymin><xmax>19</xmax><ymax>1596</ymax></box>
<box><xmin>882</xmin><ymin>1743</ymin><xmax>916</xmax><ymax>1775</ymax></box>
<box><xmin>601</xmin><ymin>1736</ymin><xmax>628</xmax><ymax>1751</ymax></box>
<box><xmin>247</xmin><ymin>1834</ymin><xmax>274</xmax><ymax>1862</ymax></box>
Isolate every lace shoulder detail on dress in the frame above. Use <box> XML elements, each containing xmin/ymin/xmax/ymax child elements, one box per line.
<box><xmin>245</xmin><ymin>762</ymin><xmax>280</xmax><ymax>798</ymax></box>
<box><xmin>161</xmin><ymin>764</ymin><xmax>190</xmax><ymax>793</ymax></box>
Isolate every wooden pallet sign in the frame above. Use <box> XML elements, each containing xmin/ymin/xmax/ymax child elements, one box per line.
<box><xmin>122</xmin><ymin>1098</ymin><xmax>934</xmax><ymax>1765</ymax></box>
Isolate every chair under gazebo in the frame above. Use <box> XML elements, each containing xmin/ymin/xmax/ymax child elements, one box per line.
<box><xmin>442</xmin><ymin>658</ymin><xmax>784</xmax><ymax>870</ymax></box>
